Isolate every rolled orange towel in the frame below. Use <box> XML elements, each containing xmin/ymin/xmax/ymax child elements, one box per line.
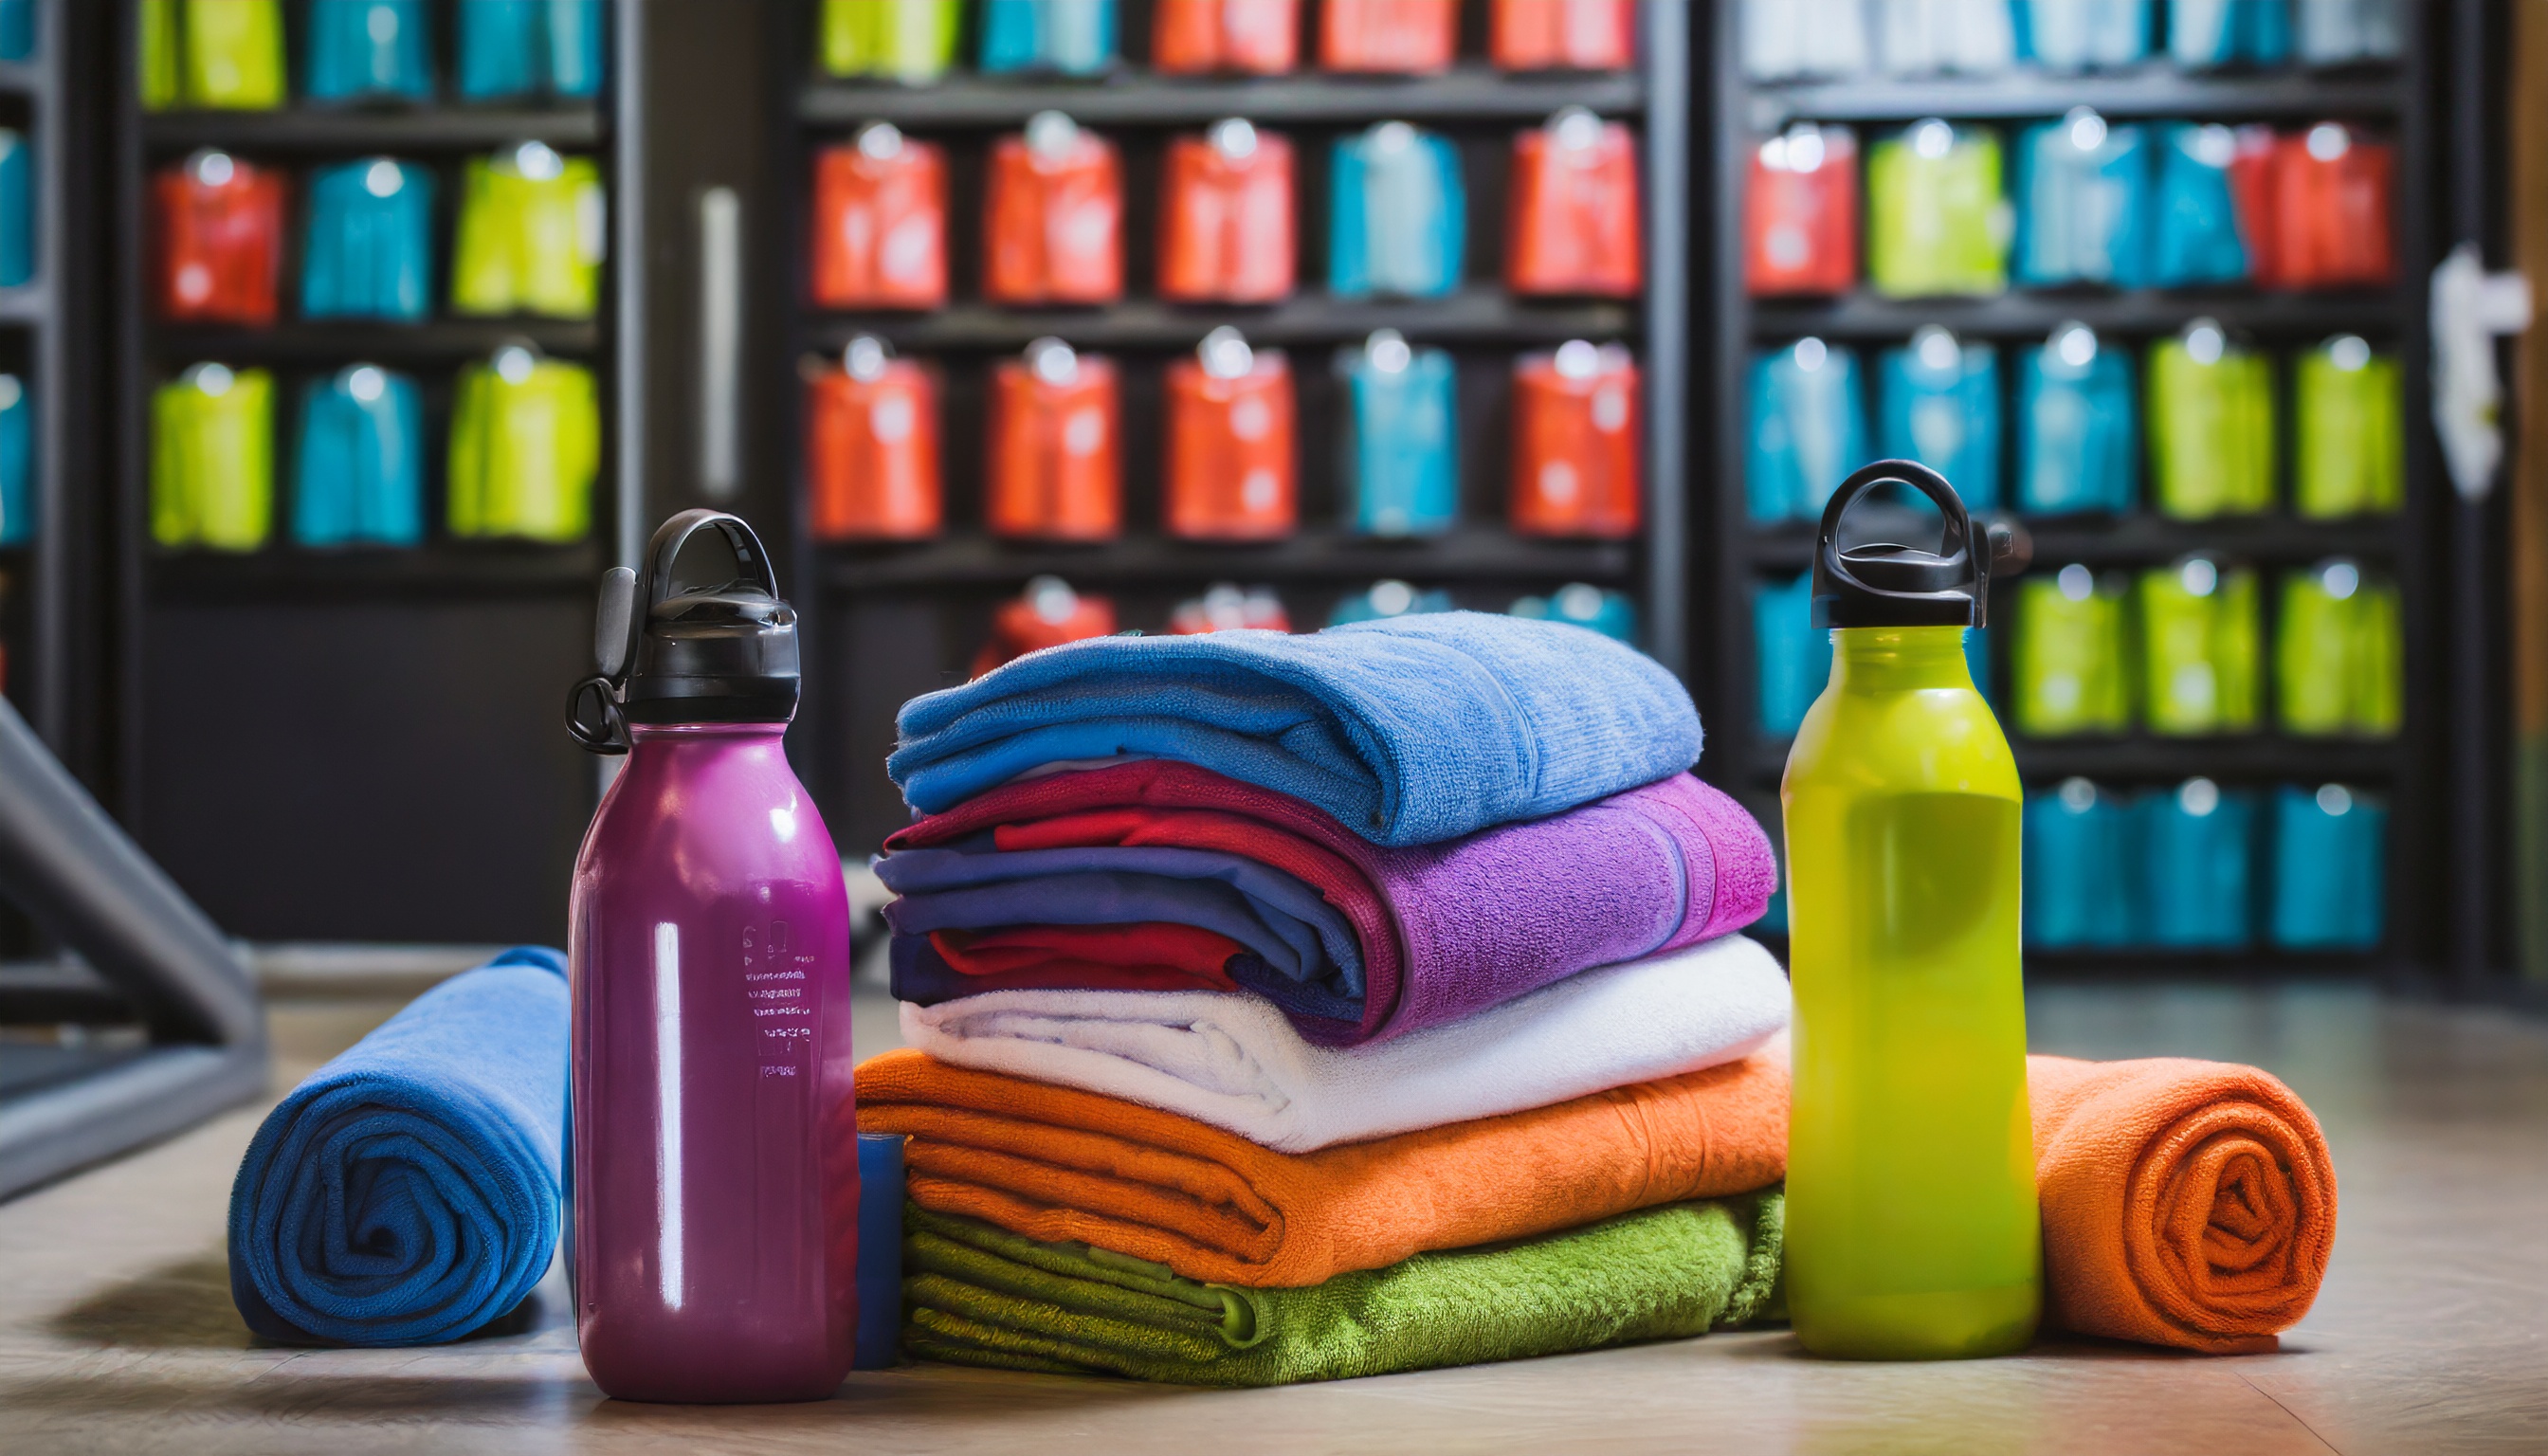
<box><xmin>2029</xmin><ymin>1055</ymin><xmax>2337</xmax><ymax>1354</ymax></box>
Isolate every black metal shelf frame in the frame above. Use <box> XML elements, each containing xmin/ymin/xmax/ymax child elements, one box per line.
<box><xmin>140</xmin><ymin>104</ymin><xmax>603</xmax><ymax>155</ymax></box>
<box><xmin>1702</xmin><ymin>14</ymin><xmax>2438</xmax><ymax>974</ymax></box>
<box><xmin>784</xmin><ymin>3</ymin><xmax>1692</xmax><ymax>856</ymax></box>
<box><xmin>0</xmin><ymin>0</ymin><xmax>78</xmax><ymax>759</ymax></box>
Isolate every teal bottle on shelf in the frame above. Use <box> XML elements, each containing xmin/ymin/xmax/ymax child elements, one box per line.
<box><xmin>1338</xmin><ymin>331</ymin><xmax>1458</xmax><ymax>537</ymax></box>
<box><xmin>1747</xmin><ymin>337</ymin><xmax>1867</xmax><ymax>523</ymax></box>
<box><xmin>2018</xmin><ymin>323</ymin><xmax>2137</xmax><ymax>515</ymax></box>
<box><xmin>0</xmin><ymin>0</ymin><xmax>30</xmax><ymax>61</ymax></box>
<box><xmin>459</xmin><ymin>0</ymin><xmax>604</xmax><ymax>100</ymax></box>
<box><xmin>0</xmin><ymin>373</ymin><xmax>29</xmax><ymax>547</ymax></box>
<box><xmin>2014</xmin><ymin>108</ymin><xmax>2151</xmax><ymax>289</ymax></box>
<box><xmin>2169</xmin><ymin>0</ymin><xmax>2293</xmax><ymax>66</ymax></box>
<box><xmin>2024</xmin><ymin>778</ymin><xmax>2139</xmax><ymax>948</ymax></box>
<box><xmin>1329</xmin><ymin>122</ymin><xmax>1465</xmax><ymax>300</ymax></box>
<box><xmin>302</xmin><ymin>158</ymin><xmax>434</xmax><ymax>321</ymax></box>
<box><xmin>0</xmin><ymin>126</ymin><xmax>30</xmax><ymax>289</ymax></box>
<box><xmin>292</xmin><ymin>364</ymin><xmax>423</xmax><ymax>548</ymax></box>
<box><xmin>981</xmin><ymin>0</ymin><xmax>1117</xmax><ymax>75</ymax></box>
<box><xmin>2270</xmin><ymin>784</ymin><xmax>2386</xmax><ymax>950</ymax></box>
<box><xmin>1754</xmin><ymin>572</ymin><xmax>1828</xmax><ymax>737</ymax></box>
<box><xmin>1877</xmin><ymin>327</ymin><xmax>2000</xmax><ymax>509</ymax></box>
<box><xmin>304</xmin><ymin>0</ymin><xmax>432</xmax><ymax>102</ymax></box>
<box><xmin>2012</xmin><ymin>0</ymin><xmax>2150</xmax><ymax>68</ymax></box>
<box><xmin>2151</xmin><ymin>122</ymin><xmax>2249</xmax><ymax>287</ymax></box>
<box><xmin>2140</xmin><ymin>777</ymin><xmax>2257</xmax><ymax>949</ymax></box>
<box><xmin>1511</xmin><ymin>583</ymin><xmax>1636</xmax><ymax>644</ymax></box>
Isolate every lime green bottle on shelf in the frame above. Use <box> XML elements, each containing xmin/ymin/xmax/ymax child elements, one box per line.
<box><xmin>2293</xmin><ymin>334</ymin><xmax>2404</xmax><ymax>518</ymax></box>
<box><xmin>151</xmin><ymin>362</ymin><xmax>273</xmax><ymax>552</ymax></box>
<box><xmin>138</xmin><ymin>0</ymin><xmax>286</xmax><ymax>112</ymax></box>
<box><xmin>2148</xmin><ymin>318</ymin><xmax>2274</xmax><ymax>519</ymax></box>
<box><xmin>819</xmin><ymin>0</ymin><xmax>961</xmax><ymax>82</ymax></box>
<box><xmin>1782</xmin><ymin>460</ymin><xmax>2040</xmax><ymax>1362</ymax></box>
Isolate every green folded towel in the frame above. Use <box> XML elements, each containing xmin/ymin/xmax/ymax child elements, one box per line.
<box><xmin>901</xmin><ymin>1192</ymin><xmax>1785</xmax><ymax>1387</ymax></box>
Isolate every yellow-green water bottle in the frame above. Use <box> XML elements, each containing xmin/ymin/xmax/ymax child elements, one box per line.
<box><xmin>1782</xmin><ymin>460</ymin><xmax>2041</xmax><ymax>1360</ymax></box>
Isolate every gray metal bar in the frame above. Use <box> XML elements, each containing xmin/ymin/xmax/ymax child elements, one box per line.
<box><xmin>1641</xmin><ymin>0</ymin><xmax>1690</xmax><ymax>680</ymax></box>
<box><xmin>0</xmin><ymin>696</ymin><xmax>258</xmax><ymax>1046</ymax></box>
<box><xmin>0</xmin><ymin>1046</ymin><xmax>266</xmax><ymax>1199</ymax></box>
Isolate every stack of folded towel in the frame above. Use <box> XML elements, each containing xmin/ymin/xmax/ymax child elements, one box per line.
<box><xmin>861</xmin><ymin>612</ymin><xmax>1799</xmax><ymax>1384</ymax></box>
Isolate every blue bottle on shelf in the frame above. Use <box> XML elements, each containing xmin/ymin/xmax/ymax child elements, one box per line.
<box><xmin>1746</xmin><ymin>337</ymin><xmax>1866</xmax><ymax>523</ymax></box>
<box><xmin>2015</xmin><ymin>108</ymin><xmax>2151</xmax><ymax>289</ymax></box>
<box><xmin>0</xmin><ymin>373</ymin><xmax>29</xmax><ymax>546</ymax></box>
<box><xmin>1329</xmin><ymin>122</ymin><xmax>1465</xmax><ymax>300</ymax></box>
<box><xmin>304</xmin><ymin>0</ymin><xmax>433</xmax><ymax>102</ymax></box>
<box><xmin>2012</xmin><ymin>0</ymin><xmax>2151</xmax><ymax>69</ymax></box>
<box><xmin>0</xmin><ymin>127</ymin><xmax>29</xmax><ymax>289</ymax></box>
<box><xmin>302</xmin><ymin>158</ymin><xmax>435</xmax><ymax>320</ymax></box>
<box><xmin>2024</xmin><ymin>777</ymin><xmax>2140</xmax><ymax>948</ymax></box>
<box><xmin>0</xmin><ymin>0</ymin><xmax>32</xmax><ymax>61</ymax></box>
<box><xmin>2019</xmin><ymin>322</ymin><xmax>2137</xmax><ymax>515</ymax></box>
<box><xmin>2150</xmin><ymin>122</ymin><xmax>2250</xmax><ymax>287</ymax></box>
<box><xmin>1512</xmin><ymin>583</ymin><xmax>1636</xmax><ymax>643</ymax></box>
<box><xmin>981</xmin><ymin>0</ymin><xmax>1118</xmax><ymax>74</ymax></box>
<box><xmin>292</xmin><ymin>363</ymin><xmax>424</xmax><ymax>548</ymax></box>
<box><xmin>460</xmin><ymin>0</ymin><xmax>605</xmax><ymax>100</ymax></box>
<box><xmin>2270</xmin><ymin>783</ymin><xmax>2386</xmax><ymax>950</ymax></box>
<box><xmin>1338</xmin><ymin>330</ymin><xmax>1458</xmax><ymax>537</ymax></box>
<box><xmin>2169</xmin><ymin>0</ymin><xmax>2292</xmax><ymax>67</ymax></box>
<box><xmin>1752</xmin><ymin>571</ymin><xmax>1827</xmax><ymax>737</ymax></box>
<box><xmin>2141</xmin><ymin>777</ymin><xmax>2258</xmax><ymax>949</ymax></box>
<box><xmin>1877</xmin><ymin>327</ymin><xmax>2000</xmax><ymax>510</ymax></box>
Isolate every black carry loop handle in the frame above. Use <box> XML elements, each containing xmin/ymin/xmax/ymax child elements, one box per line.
<box><xmin>566</xmin><ymin>510</ymin><xmax>802</xmax><ymax>755</ymax></box>
<box><xmin>1810</xmin><ymin>459</ymin><xmax>2030</xmax><ymax>630</ymax></box>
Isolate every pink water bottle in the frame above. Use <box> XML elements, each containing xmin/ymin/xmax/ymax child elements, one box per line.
<box><xmin>564</xmin><ymin>510</ymin><xmax>856</xmax><ymax>1403</ymax></box>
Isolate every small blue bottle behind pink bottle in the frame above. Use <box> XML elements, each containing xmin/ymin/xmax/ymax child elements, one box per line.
<box><xmin>565</xmin><ymin>510</ymin><xmax>856</xmax><ymax>1403</ymax></box>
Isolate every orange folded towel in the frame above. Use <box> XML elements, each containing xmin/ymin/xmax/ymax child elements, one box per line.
<box><xmin>855</xmin><ymin>1046</ymin><xmax>1790</xmax><ymax>1288</ymax></box>
<box><xmin>2029</xmin><ymin>1055</ymin><xmax>2337</xmax><ymax>1355</ymax></box>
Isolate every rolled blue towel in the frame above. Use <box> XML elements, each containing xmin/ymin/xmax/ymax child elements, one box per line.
<box><xmin>890</xmin><ymin>612</ymin><xmax>1702</xmax><ymax>846</ymax></box>
<box><xmin>228</xmin><ymin>946</ymin><xmax>568</xmax><ymax>1346</ymax></box>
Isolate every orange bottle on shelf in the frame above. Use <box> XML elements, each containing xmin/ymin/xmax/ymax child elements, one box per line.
<box><xmin>1152</xmin><ymin>0</ymin><xmax>1301</xmax><ymax>74</ymax></box>
<box><xmin>988</xmin><ymin>337</ymin><xmax>1121</xmax><ymax>541</ymax></box>
<box><xmin>974</xmin><ymin>576</ymin><xmax>1118</xmax><ymax>678</ymax></box>
<box><xmin>985</xmin><ymin>111</ymin><xmax>1124</xmax><ymax>305</ymax></box>
<box><xmin>155</xmin><ymin>149</ymin><xmax>285</xmax><ymax>324</ymax></box>
<box><xmin>809</xmin><ymin>123</ymin><xmax>949</xmax><ymax>310</ymax></box>
<box><xmin>1507</xmin><ymin>108</ymin><xmax>1642</xmax><ymax>298</ymax></box>
<box><xmin>1158</xmin><ymin>119</ymin><xmax>1296</xmax><ymax>303</ymax></box>
<box><xmin>1747</xmin><ymin>122</ymin><xmax>1859</xmax><ymax>296</ymax></box>
<box><xmin>2270</xmin><ymin>122</ymin><xmax>2396</xmax><ymax>289</ymax></box>
<box><xmin>1511</xmin><ymin>340</ymin><xmax>1640</xmax><ymax>538</ymax></box>
<box><xmin>1489</xmin><ymin>0</ymin><xmax>1634</xmax><ymax>70</ymax></box>
<box><xmin>806</xmin><ymin>337</ymin><xmax>940</xmax><ymax>542</ymax></box>
<box><xmin>1165</xmin><ymin>327</ymin><xmax>1297</xmax><ymax>541</ymax></box>
<box><xmin>1320</xmin><ymin>0</ymin><xmax>1457</xmax><ymax>74</ymax></box>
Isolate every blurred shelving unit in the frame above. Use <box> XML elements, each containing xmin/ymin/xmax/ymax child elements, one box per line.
<box><xmin>1703</xmin><ymin>8</ymin><xmax>2439</xmax><ymax>977</ymax></box>
<box><xmin>790</xmin><ymin>2</ymin><xmax>1692</xmax><ymax>855</ymax></box>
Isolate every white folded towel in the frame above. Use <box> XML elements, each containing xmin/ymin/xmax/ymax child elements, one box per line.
<box><xmin>897</xmin><ymin>934</ymin><xmax>1791</xmax><ymax>1153</ymax></box>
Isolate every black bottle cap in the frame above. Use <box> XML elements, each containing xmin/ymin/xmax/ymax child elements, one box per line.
<box><xmin>1811</xmin><ymin>460</ymin><xmax>2028</xmax><ymax>630</ymax></box>
<box><xmin>566</xmin><ymin>511</ymin><xmax>799</xmax><ymax>753</ymax></box>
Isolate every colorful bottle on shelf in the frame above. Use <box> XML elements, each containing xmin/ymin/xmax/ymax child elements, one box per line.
<box><xmin>458</xmin><ymin>0</ymin><xmax>604</xmax><ymax>99</ymax></box>
<box><xmin>2270</xmin><ymin>784</ymin><xmax>2385</xmax><ymax>949</ymax></box>
<box><xmin>981</xmin><ymin>0</ymin><xmax>1118</xmax><ymax>75</ymax></box>
<box><xmin>985</xmin><ymin>112</ymin><xmax>1123</xmax><ymax>305</ymax></box>
<box><xmin>1159</xmin><ymin>119</ymin><xmax>1295</xmax><ymax>303</ymax></box>
<box><xmin>151</xmin><ymin>362</ymin><xmax>274</xmax><ymax>552</ymax></box>
<box><xmin>565</xmin><ymin>510</ymin><xmax>857</xmax><ymax>1404</ymax></box>
<box><xmin>807</xmin><ymin>337</ymin><xmax>940</xmax><ymax>543</ymax></box>
<box><xmin>1320</xmin><ymin>0</ymin><xmax>1457</xmax><ymax>73</ymax></box>
<box><xmin>1339</xmin><ymin>329</ymin><xmax>1458</xmax><ymax>537</ymax></box>
<box><xmin>2147</xmin><ymin>318</ymin><xmax>2272</xmax><ymax>519</ymax></box>
<box><xmin>446</xmin><ymin>345</ymin><xmax>599</xmax><ymax>543</ymax></box>
<box><xmin>450</xmin><ymin>141</ymin><xmax>607</xmax><ymax>320</ymax></box>
<box><xmin>302</xmin><ymin>158</ymin><xmax>436</xmax><ymax>321</ymax></box>
<box><xmin>2017</xmin><ymin>321</ymin><xmax>2137</xmax><ymax>515</ymax></box>
<box><xmin>1329</xmin><ymin>121</ymin><xmax>1465</xmax><ymax>299</ymax></box>
<box><xmin>140</xmin><ymin>0</ymin><xmax>287</xmax><ymax>111</ymax></box>
<box><xmin>1490</xmin><ymin>0</ymin><xmax>1635</xmax><ymax>70</ymax></box>
<box><xmin>988</xmin><ymin>337</ymin><xmax>1120</xmax><ymax>541</ymax></box>
<box><xmin>1746</xmin><ymin>337</ymin><xmax>1866</xmax><ymax>524</ymax></box>
<box><xmin>1877</xmin><ymin>327</ymin><xmax>2000</xmax><ymax>510</ymax></box>
<box><xmin>1866</xmin><ymin>119</ymin><xmax>2010</xmax><ymax>299</ymax></box>
<box><xmin>2294</xmin><ymin>335</ymin><xmax>2402</xmax><ymax>518</ymax></box>
<box><xmin>810</xmin><ymin>123</ymin><xmax>949</xmax><ymax>310</ymax></box>
<box><xmin>304</xmin><ymin>0</ymin><xmax>433</xmax><ymax>102</ymax></box>
<box><xmin>818</xmin><ymin>0</ymin><xmax>961</xmax><ymax>82</ymax></box>
<box><xmin>974</xmin><ymin>575</ymin><xmax>1115</xmax><ymax>677</ymax></box>
<box><xmin>1511</xmin><ymin>340</ymin><xmax>1639</xmax><ymax>538</ymax></box>
<box><xmin>1747</xmin><ymin>122</ymin><xmax>1859</xmax><ymax>298</ymax></box>
<box><xmin>155</xmin><ymin>149</ymin><xmax>285</xmax><ymax>324</ymax></box>
<box><xmin>0</xmin><ymin>373</ymin><xmax>30</xmax><ymax>547</ymax></box>
<box><xmin>1164</xmin><ymin>327</ymin><xmax>1296</xmax><ymax>542</ymax></box>
<box><xmin>1507</xmin><ymin>107</ymin><xmax>1642</xmax><ymax>298</ymax></box>
<box><xmin>1782</xmin><ymin>460</ymin><xmax>2040</xmax><ymax>1362</ymax></box>
<box><xmin>292</xmin><ymin>363</ymin><xmax>423</xmax><ymax>548</ymax></box>
<box><xmin>1153</xmin><ymin>0</ymin><xmax>1299</xmax><ymax>73</ymax></box>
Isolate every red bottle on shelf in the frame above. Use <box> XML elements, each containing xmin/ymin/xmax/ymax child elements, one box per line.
<box><xmin>155</xmin><ymin>149</ymin><xmax>284</xmax><ymax>324</ymax></box>
<box><xmin>1746</xmin><ymin>122</ymin><xmax>1858</xmax><ymax>297</ymax></box>
<box><xmin>2269</xmin><ymin>122</ymin><xmax>2397</xmax><ymax>289</ymax></box>
<box><xmin>1489</xmin><ymin>0</ymin><xmax>1634</xmax><ymax>70</ymax></box>
<box><xmin>1153</xmin><ymin>0</ymin><xmax>1301</xmax><ymax>74</ymax></box>
<box><xmin>1511</xmin><ymin>340</ymin><xmax>1640</xmax><ymax>539</ymax></box>
<box><xmin>988</xmin><ymin>338</ymin><xmax>1121</xmax><ymax>541</ymax></box>
<box><xmin>985</xmin><ymin>112</ymin><xmax>1123</xmax><ymax>305</ymax></box>
<box><xmin>806</xmin><ymin>337</ymin><xmax>940</xmax><ymax>542</ymax></box>
<box><xmin>1158</xmin><ymin>119</ymin><xmax>1296</xmax><ymax>303</ymax></box>
<box><xmin>973</xmin><ymin>576</ymin><xmax>1118</xmax><ymax>678</ymax></box>
<box><xmin>1320</xmin><ymin>0</ymin><xmax>1457</xmax><ymax>74</ymax></box>
<box><xmin>1507</xmin><ymin>107</ymin><xmax>1642</xmax><ymax>298</ymax></box>
<box><xmin>809</xmin><ymin>123</ymin><xmax>948</xmax><ymax>310</ymax></box>
<box><xmin>1165</xmin><ymin>327</ymin><xmax>1296</xmax><ymax>542</ymax></box>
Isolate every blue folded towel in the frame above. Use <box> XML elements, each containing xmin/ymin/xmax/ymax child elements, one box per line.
<box><xmin>879</xmin><ymin>843</ymin><xmax>1363</xmax><ymax>995</ymax></box>
<box><xmin>228</xmin><ymin>947</ymin><xmax>568</xmax><ymax>1347</ymax></box>
<box><xmin>890</xmin><ymin>612</ymin><xmax>1702</xmax><ymax>846</ymax></box>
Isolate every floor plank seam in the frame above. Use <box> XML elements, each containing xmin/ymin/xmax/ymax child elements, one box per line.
<box><xmin>2243</xmin><ymin>1374</ymin><xmax>2347</xmax><ymax>1456</ymax></box>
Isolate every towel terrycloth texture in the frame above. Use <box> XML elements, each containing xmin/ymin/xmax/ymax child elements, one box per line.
<box><xmin>901</xmin><ymin>1193</ymin><xmax>1787</xmax><ymax>1386</ymax></box>
<box><xmin>935</xmin><ymin>922</ymin><xmax>1246</xmax><ymax>984</ymax></box>
<box><xmin>898</xmin><ymin>934</ymin><xmax>1792</xmax><ymax>1153</ymax></box>
<box><xmin>228</xmin><ymin>947</ymin><xmax>567</xmax><ymax>1346</ymax></box>
<box><xmin>888</xmin><ymin>611</ymin><xmax>1702</xmax><ymax>846</ymax></box>
<box><xmin>2029</xmin><ymin>1054</ymin><xmax>2337</xmax><ymax>1355</ymax></box>
<box><xmin>897</xmin><ymin>933</ymin><xmax>1232</xmax><ymax>998</ymax></box>
<box><xmin>879</xmin><ymin>840</ymin><xmax>1366</xmax><ymax>1017</ymax></box>
<box><xmin>884</xmin><ymin>759</ymin><xmax>1776</xmax><ymax>1045</ymax></box>
<box><xmin>855</xmin><ymin>1046</ymin><xmax>1790</xmax><ymax>1287</ymax></box>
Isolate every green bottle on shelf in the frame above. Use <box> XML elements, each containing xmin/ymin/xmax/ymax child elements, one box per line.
<box><xmin>1781</xmin><ymin>460</ymin><xmax>2041</xmax><ymax>1361</ymax></box>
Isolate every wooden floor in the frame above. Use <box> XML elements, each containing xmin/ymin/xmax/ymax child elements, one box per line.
<box><xmin>2</xmin><ymin>982</ymin><xmax>2542</xmax><ymax>1455</ymax></box>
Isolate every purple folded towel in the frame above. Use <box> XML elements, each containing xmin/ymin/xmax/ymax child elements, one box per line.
<box><xmin>884</xmin><ymin>761</ymin><xmax>1779</xmax><ymax>1045</ymax></box>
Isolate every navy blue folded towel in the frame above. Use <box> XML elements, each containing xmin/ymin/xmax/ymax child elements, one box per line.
<box><xmin>228</xmin><ymin>946</ymin><xmax>568</xmax><ymax>1347</ymax></box>
<box><xmin>889</xmin><ymin>611</ymin><xmax>1702</xmax><ymax>846</ymax></box>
